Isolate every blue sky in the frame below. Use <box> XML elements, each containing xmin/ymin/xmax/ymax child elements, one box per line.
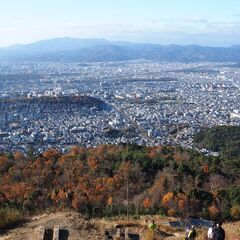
<box><xmin>0</xmin><ymin>0</ymin><xmax>240</xmax><ymax>47</ymax></box>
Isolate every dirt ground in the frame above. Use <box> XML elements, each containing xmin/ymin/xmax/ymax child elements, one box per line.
<box><xmin>0</xmin><ymin>211</ymin><xmax>186</xmax><ymax>240</ymax></box>
<box><xmin>0</xmin><ymin>211</ymin><xmax>104</xmax><ymax>240</ymax></box>
<box><xmin>1</xmin><ymin>211</ymin><xmax>239</xmax><ymax>240</ymax></box>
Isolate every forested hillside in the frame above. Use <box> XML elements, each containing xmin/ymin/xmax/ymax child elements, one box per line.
<box><xmin>194</xmin><ymin>126</ymin><xmax>240</xmax><ymax>159</ymax></box>
<box><xmin>1</xmin><ymin>144</ymin><xmax>240</xmax><ymax>230</ymax></box>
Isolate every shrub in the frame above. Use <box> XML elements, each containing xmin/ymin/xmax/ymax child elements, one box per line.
<box><xmin>230</xmin><ymin>205</ymin><xmax>240</xmax><ymax>220</ymax></box>
<box><xmin>208</xmin><ymin>205</ymin><xmax>219</xmax><ymax>219</ymax></box>
<box><xmin>168</xmin><ymin>208</ymin><xmax>176</xmax><ymax>216</ymax></box>
<box><xmin>0</xmin><ymin>208</ymin><xmax>23</xmax><ymax>229</ymax></box>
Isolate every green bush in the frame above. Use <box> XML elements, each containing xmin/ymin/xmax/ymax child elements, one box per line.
<box><xmin>0</xmin><ymin>208</ymin><xmax>23</xmax><ymax>229</ymax></box>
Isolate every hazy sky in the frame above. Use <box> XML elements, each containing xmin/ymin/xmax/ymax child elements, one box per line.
<box><xmin>1</xmin><ymin>0</ymin><xmax>240</xmax><ymax>47</ymax></box>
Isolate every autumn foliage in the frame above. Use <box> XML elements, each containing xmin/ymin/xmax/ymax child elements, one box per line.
<box><xmin>143</xmin><ymin>198</ymin><xmax>152</xmax><ymax>209</ymax></box>
<box><xmin>0</xmin><ymin>144</ymin><xmax>239</xmax><ymax>220</ymax></box>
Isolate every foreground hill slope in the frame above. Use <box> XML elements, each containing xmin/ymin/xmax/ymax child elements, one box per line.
<box><xmin>0</xmin><ymin>211</ymin><xmax>104</xmax><ymax>240</ymax></box>
<box><xmin>1</xmin><ymin>211</ymin><xmax>240</xmax><ymax>240</ymax></box>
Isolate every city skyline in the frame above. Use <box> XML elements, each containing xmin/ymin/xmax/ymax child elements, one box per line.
<box><xmin>1</xmin><ymin>0</ymin><xmax>240</xmax><ymax>47</ymax></box>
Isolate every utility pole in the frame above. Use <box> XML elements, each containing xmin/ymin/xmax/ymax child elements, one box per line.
<box><xmin>126</xmin><ymin>176</ymin><xmax>129</xmax><ymax>220</ymax></box>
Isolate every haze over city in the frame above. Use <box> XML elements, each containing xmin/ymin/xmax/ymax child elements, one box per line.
<box><xmin>1</xmin><ymin>0</ymin><xmax>240</xmax><ymax>47</ymax></box>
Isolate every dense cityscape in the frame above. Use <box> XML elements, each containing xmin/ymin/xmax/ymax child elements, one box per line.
<box><xmin>0</xmin><ymin>60</ymin><xmax>240</xmax><ymax>153</ymax></box>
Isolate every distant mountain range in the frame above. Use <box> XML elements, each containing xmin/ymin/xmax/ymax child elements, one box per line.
<box><xmin>1</xmin><ymin>37</ymin><xmax>240</xmax><ymax>62</ymax></box>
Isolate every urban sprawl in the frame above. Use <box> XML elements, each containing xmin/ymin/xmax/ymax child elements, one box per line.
<box><xmin>0</xmin><ymin>60</ymin><xmax>239</xmax><ymax>154</ymax></box>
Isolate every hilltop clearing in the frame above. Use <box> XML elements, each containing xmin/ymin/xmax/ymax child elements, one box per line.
<box><xmin>0</xmin><ymin>211</ymin><xmax>180</xmax><ymax>240</ymax></box>
<box><xmin>0</xmin><ymin>211</ymin><xmax>240</xmax><ymax>240</ymax></box>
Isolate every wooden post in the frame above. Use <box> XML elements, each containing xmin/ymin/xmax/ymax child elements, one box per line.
<box><xmin>37</xmin><ymin>226</ymin><xmax>45</xmax><ymax>240</ymax></box>
<box><xmin>125</xmin><ymin>227</ymin><xmax>129</xmax><ymax>239</ymax></box>
<box><xmin>53</xmin><ymin>225</ymin><xmax>60</xmax><ymax>240</ymax></box>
